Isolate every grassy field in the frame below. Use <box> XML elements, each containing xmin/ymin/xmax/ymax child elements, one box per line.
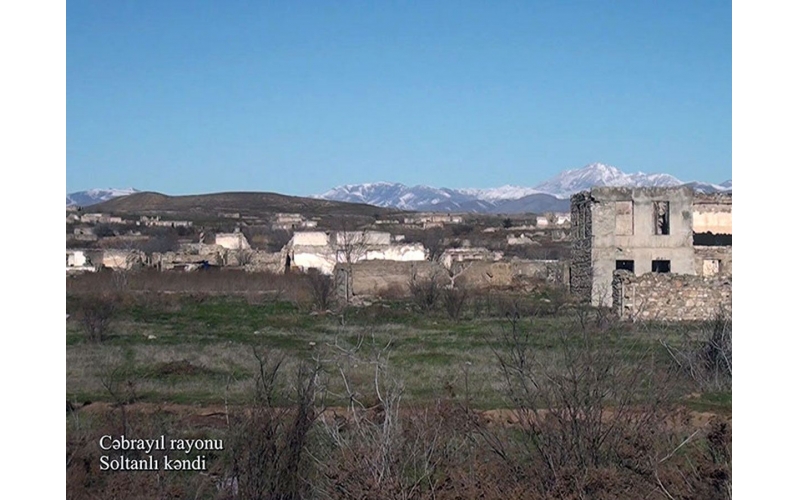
<box><xmin>66</xmin><ymin>291</ymin><xmax>728</xmax><ymax>412</ymax></box>
<box><xmin>67</xmin><ymin>283</ymin><xmax>732</xmax><ymax>499</ymax></box>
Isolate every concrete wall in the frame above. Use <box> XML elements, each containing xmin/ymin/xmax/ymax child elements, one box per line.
<box><xmin>290</xmin><ymin>243</ymin><xmax>427</xmax><ymax>275</ymax></box>
<box><xmin>363</xmin><ymin>244</ymin><xmax>427</xmax><ymax>262</ymax></box>
<box><xmin>292</xmin><ymin>231</ymin><xmax>329</xmax><ymax>246</ymax></box>
<box><xmin>507</xmin><ymin>234</ymin><xmax>535</xmax><ymax>245</ymax></box>
<box><xmin>334</xmin><ymin>231</ymin><xmax>392</xmax><ymax>246</ymax></box>
<box><xmin>101</xmin><ymin>249</ymin><xmax>142</xmax><ymax>270</ymax></box>
<box><xmin>612</xmin><ymin>271</ymin><xmax>731</xmax><ymax>321</ymax></box>
<box><xmin>440</xmin><ymin>248</ymin><xmax>502</xmax><ymax>269</ymax></box>
<box><xmin>293</xmin><ymin>251</ymin><xmax>336</xmax><ymax>275</ymax></box>
<box><xmin>215</xmin><ymin>233</ymin><xmax>251</xmax><ymax>250</ymax></box>
<box><xmin>67</xmin><ymin>250</ymin><xmax>87</xmax><ymax>267</ymax></box>
<box><xmin>692</xmin><ymin>193</ymin><xmax>732</xmax><ymax>234</ymax></box>
<box><xmin>692</xmin><ymin>212</ymin><xmax>732</xmax><ymax>235</ymax></box>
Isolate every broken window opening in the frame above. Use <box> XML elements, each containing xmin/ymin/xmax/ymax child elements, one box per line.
<box><xmin>615</xmin><ymin>201</ymin><xmax>633</xmax><ymax>236</ymax></box>
<box><xmin>702</xmin><ymin>259</ymin><xmax>721</xmax><ymax>276</ymax></box>
<box><xmin>654</xmin><ymin>201</ymin><xmax>670</xmax><ymax>235</ymax></box>
<box><xmin>651</xmin><ymin>260</ymin><xmax>671</xmax><ymax>273</ymax></box>
<box><xmin>284</xmin><ymin>253</ymin><xmax>292</xmax><ymax>273</ymax></box>
<box><xmin>616</xmin><ymin>260</ymin><xmax>634</xmax><ymax>272</ymax></box>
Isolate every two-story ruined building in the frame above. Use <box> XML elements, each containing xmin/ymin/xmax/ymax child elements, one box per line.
<box><xmin>570</xmin><ymin>186</ymin><xmax>732</xmax><ymax>314</ymax></box>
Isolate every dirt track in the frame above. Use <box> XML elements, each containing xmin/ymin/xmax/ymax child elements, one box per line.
<box><xmin>72</xmin><ymin>401</ymin><xmax>725</xmax><ymax>432</ymax></box>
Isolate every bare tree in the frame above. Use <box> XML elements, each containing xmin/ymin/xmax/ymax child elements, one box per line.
<box><xmin>442</xmin><ymin>262</ymin><xmax>473</xmax><ymax>320</ymax></box>
<box><xmin>335</xmin><ymin>228</ymin><xmax>370</xmax><ymax>267</ymax></box>
<box><xmin>76</xmin><ymin>294</ymin><xmax>118</xmax><ymax>342</ymax></box>
<box><xmin>303</xmin><ymin>269</ymin><xmax>336</xmax><ymax>311</ymax></box>
<box><xmin>408</xmin><ymin>268</ymin><xmax>442</xmax><ymax>313</ymax></box>
<box><xmin>421</xmin><ymin>227</ymin><xmax>446</xmax><ymax>261</ymax></box>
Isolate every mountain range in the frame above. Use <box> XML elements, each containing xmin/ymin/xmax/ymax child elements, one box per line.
<box><xmin>314</xmin><ymin>163</ymin><xmax>731</xmax><ymax>213</ymax></box>
<box><xmin>67</xmin><ymin>163</ymin><xmax>731</xmax><ymax>214</ymax></box>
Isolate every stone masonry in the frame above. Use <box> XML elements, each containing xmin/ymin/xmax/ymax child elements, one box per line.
<box><xmin>612</xmin><ymin>270</ymin><xmax>731</xmax><ymax>321</ymax></box>
<box><xmin>569</xmin><ymin>191</ymin><xmax>594</xmax><ymax>303</ymax></box>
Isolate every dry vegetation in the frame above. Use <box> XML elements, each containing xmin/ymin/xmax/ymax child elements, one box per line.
<box><xmin>67</xmin><ymin>270</ymin><xmax>731</xmax><ymax>499</ymax></box>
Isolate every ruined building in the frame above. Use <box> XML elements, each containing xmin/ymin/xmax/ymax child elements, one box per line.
<box><xmin>570</xmin><ymin>187</ymin><xmax>732</xmax><ymax>320</ymax></box>
<box><xmin>282</xmin><ymin>230</ymin><xmax>427</xmax><ymax>275</ymax></box>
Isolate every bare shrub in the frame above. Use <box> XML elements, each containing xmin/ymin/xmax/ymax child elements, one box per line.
<box><xmin>313</xmin><ymin>333</ymin><xmax>472</xmax><ymax>499</ymax></box>
<box><xmin>661</xmin><ymin>307</ymin><xmax>732</xmax><ymax>391</ymax></box>
<box><xmin>484</xmin><ymin>316</ymin><xmax>678</xmax><ymax>497</ymax></box>
<box><xmin>408</xmin><ymin>269</ymin><xmax>442</xmax><ymax>312</ymax></box>
<box><xmin>221</xmin><ymin>350</ymin><xmax>324</xmax><ymax>500</ymax></box>
<box><xmin>96</xmin><ymin>349</ymin><xmax>142</xmax><ymax>435</ymax></box>
<box><xmin>303</xmin><ymin>269</ymin><xmax>336</xmax><ymax>311</ymax></box>
<box><xmin>442</xmin><ymin>286</ymin><xmax>469</xmax><ymax>320</ymax></box>
<box><xmin>377</xmin><ymin>283</ymin><xmax>408</xmax><ymax>301</ymax></box>
<box><xmin>75</xmin><ymin>294</ymin><xmax>118</xmax><ymax>342</ymax></box>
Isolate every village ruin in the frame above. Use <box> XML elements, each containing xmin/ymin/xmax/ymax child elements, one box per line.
<box><xmin>66</xmin><ymin>186</ymin><xmax>731</xmax><ymax>320</ymax></box>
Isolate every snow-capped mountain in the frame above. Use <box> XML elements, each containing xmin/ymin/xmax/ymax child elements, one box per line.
<box><xmin>681</xmin><ymin>180</ymin><xmax>733</xmax><ymax>194</ymax></box>
<box><xmin>314</xmin><ymin>183</ymin><xmax>498</xmax><ymax>212</ymax></box>
<box><xmin>315</xmin><ymin>183</ymin><xmax>567</xmax><ymax>213</ymax></box>
<box><xmin>532</xmin><ymin>163</ymin><xmax>684</xmax><ymax>199</ymax></box>
<box><xmin>66</xmin><ymin>188</ymin><xmax>139</xmax><ymax>207</ymax></box>
<box><xmin>315</xmin><ymin>163</ymin><xmax>731</xmax><ymax>213</ymax></box>
<box><xmin>456</xmin><ymin>185</ymin><xmax>545</xmax><ymax>201</ymax></box>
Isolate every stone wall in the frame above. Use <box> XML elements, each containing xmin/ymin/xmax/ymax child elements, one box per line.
<box><xmin>343</xmin><ymin>257</ymin><xmax>569</xmax><ymax>299</ymax></box>
<box><xmin>346</xmin><ymin>260</ymin><xmax>444</xmax><ymax>298</ymax></box>
<box><xmin>569</xmin><ymin>192</ymin><xmax>593</xmax><ymax>303</ymax></box>
<box><xmin>459</xmin><ymin>259</ymin><xmax>569</xmax><ymax>289</ymax></box>
<box><xmin>612</xmin><ymin>271</ymin><xmax>731</xmax><ymax>321</ymax></box>
<box><xmin>244</xmin><ymin>251</ymin><xmax>285</xmax><ymax>273</ymax></box>
<box><xmin>693</xmin><ymin>246</ymin><xmax>732</xmax><ymax>276</ymax></box>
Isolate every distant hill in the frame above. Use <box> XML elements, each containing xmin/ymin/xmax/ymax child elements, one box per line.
<box><xmin>70</xmin><ymin>163</ymin><xmax>731</xmax><ymax>216</ymax></box>
<box><xmin>490</xmin><ymin>193</ymin><xmax>571</xmax><ymax>214</ymax></box>
<box><xmin>89</xmin><ymin>191</ymin><xmax>398</xmax><ymax>218</ymax></box>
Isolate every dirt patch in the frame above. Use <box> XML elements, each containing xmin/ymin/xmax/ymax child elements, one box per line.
<box><xmin>152</xmin><ymin>360</ymin><xmax>214</xmax><ymax>377</ymax></box>
<box><xmin>72</xmin><ymin>401</ymin><xmax>725</xmax><ymax>432</ymax></box>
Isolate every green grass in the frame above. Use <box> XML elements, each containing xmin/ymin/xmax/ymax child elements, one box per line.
<box><xmin>67</xmin><ymin>293</ymin><xmax>730</xmax><ymax>412</ymax></box>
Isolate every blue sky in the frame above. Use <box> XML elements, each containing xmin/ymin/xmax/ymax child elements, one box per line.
<box><xmin>67</xmin><ymin>0</ymin><xmax>731</xmax><ymax>196</ymax></box>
